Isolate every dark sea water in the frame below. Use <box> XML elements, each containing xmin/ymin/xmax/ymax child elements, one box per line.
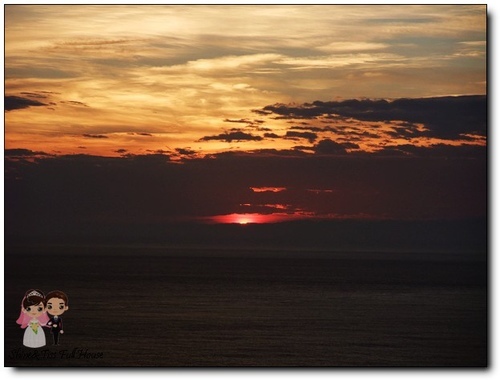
<box><xmin>4</xmin><ymin>245</ymin><xmax>487</xmax><ymax>367</ymax></box>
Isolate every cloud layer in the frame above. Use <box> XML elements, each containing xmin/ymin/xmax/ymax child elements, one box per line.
<box><xmin>258</xmin><ymin>96</ymin><xmax>486</xmax><ymax>139</ymax></box>
<box><xmin>5</xmin><ymin>145</ymin><xmax>486</xmax><ymax>233</ymax></box>
<box><xmin>5</xmin><ymin>5</ymin><xmax>486</xmax><ymax>157</ymax></box>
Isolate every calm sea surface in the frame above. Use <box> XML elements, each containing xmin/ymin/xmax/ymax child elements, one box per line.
<box><xmin>4</xmin><ymin>245</ymin><xmax>487</xmax><ymax>367</ymax></box>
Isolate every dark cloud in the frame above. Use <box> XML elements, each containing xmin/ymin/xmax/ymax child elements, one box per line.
<box><xmin>251</xmin><ymin>108</ymin><xmax>273</xmax><ymax>116</ymax></box>
<box><xmin>292</xmin><ymin>125</ymin><xmax>380</xmax><ymax>141</ymax></box>
<box><xmin>290</xmin><ymin>125</ymin><xmax>329</xmax><ymax>133</ymax></box>
<box><xmin>339</xmin><ymin>141</ymin><xmax>360</xmax><ymax>150</ymax></box>
<box><xmin>5</xmin><ymin>148</ymin><xmax>51</xmax><ymax>157</ymax></box>
<box><xmin>263</xmin><ymin>133</ymin><xmax>280</xmax><ymax>139</ymax></box>
<box><xmin>314</xmin><ymin>125</ymin><xmax>381</xmax><ymax>140</ymax></box>
<box><xmin>145</xmin><ymin>149</ymin><xmax>171</xmax><ymax>156</ymax></box>
<box><xmin>243</xmin><ymin>148</ymin><xmax>310</xmax><ymax>157</ymax></box>
<box><xmin>5</xmin><ymin>149</ymin><xmax>485</xmax><ymax>225</ymax></box>
<box><xmin>373</xmin><ymin>143</ymin><xmax>487</xmax><ymax>158</ymax></box>
<box><xmin>137</xmin><ymin>152</ymin><xmax>170</xmax><ymax>160</ymax></box>
<box><xmin>176</xmin><ymin>148</ymin><xmax>197</xmax><ymax>156</ymax></box>
<box><xmin>256</xmin><ymin>95</ymin><xmax>486</xmax><ymax>139</ymax></box>
<box><xmin>284</xmin><ymin>131</ymin><xmax>318</xmax><ymax>143</ymax></box>
<box><xmin>128</xmin><ymin>132</ymin><xmax>153</xmax><ymax>137</ymax></box>
<box><xmin>199</xmin><ymin>131</ymin><xmax>263</xmax><ymax>142</ymax></box>
<box><xmin>83</xmin><ymin>134</ymin><xmax>109</xmax><ymax>139</ymax></box>
<box><xmin>224</xmin><ymin>118</ymin><xmax>264</xmax><ymax>126</ymax></box>
<box><xmin>259</xmin><ymin>103</ymin><xmax>321</xmax><ymax>119</ymax></box>
<box><xmin>5</xmin><ymin>95</ymin><xmax>46</xmax><ymax>111</ymax></box>
<box><xmin>114</xmin><ymin>149</ymin><xmax>128</xmax><ymax>154</ymax></box>
<box><xmin>224</xmin><ymin>119</ymin><xmax>250</xmax><ymax>124</ymax></box>
<box><xmin>313</xmin><ymin>139</ymin><xmax>359</xmax><ymax>155</ymax></box>
<box><xmin>386</xmin><ymin>122</ymin><xmax>427</xmax><ymax>138</ymax></box>
<box><xmin>354</xmin><ymin>130</ymin><xmax>381</xmax><ymax>139</ymax></box>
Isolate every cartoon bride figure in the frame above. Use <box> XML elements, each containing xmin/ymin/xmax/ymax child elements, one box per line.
<box><xmin>16</xmin><ymin>289</ymin><xmax>49</xmax><ymax>348</ymax></box>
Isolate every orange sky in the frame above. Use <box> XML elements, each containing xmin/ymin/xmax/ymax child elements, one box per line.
<box><xmin>4</xmin><ymin>4</ymin><xmax>486</xmax><ymax>158</ymax></box>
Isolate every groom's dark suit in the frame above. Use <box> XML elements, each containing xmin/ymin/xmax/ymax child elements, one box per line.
<box><xmin>47</xmin><ymin>316</ymin><xmax>63</xmax><ymax>345</ymax></box>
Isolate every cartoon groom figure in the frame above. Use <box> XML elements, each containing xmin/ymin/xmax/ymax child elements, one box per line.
<box><xmin>45</xmin><ymin>290</ymin><xmax>69</xmax><ymax>345</ymax></box>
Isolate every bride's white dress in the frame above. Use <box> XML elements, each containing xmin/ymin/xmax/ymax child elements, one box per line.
<box><xmin>23</xmin><ymin>318</ymin><xmax>46</xmax><ymax>348</ymax></box>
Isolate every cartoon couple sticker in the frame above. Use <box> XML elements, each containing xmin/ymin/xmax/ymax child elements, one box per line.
<box><xmin>16</xmin><ymin>289</ymin><xmax>69</xmax><ymax>348</ymax></box>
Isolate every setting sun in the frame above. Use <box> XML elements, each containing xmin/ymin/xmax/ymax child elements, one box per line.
<box><xmin>232</xmin><ymin>214</ymin><xmax>250</xmax><ymax>224</ymax></box>
<box><xmin>205</xmin><ymin>213</ymin><xmax>313</xmax><ymax>224</ymax></box>
<box><xmin>209</xmin><ymin>213</ymin><xmax>262</xmax><ymax>224</ymax></box>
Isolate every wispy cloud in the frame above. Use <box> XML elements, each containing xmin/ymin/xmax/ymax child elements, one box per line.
<box><xmin>83</xmin><ymin>134</ymin><xmax>109</xmax><ymax>139</ymax></box>
<box><xmin>250</xmin><ymin>187</ymin><xmax>287</xmax><ymax>193</ymax></box>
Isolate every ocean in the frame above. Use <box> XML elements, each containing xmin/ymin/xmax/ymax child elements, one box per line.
<box><xmin>4</xmin><ymin>245</ymin><xmax>487</xmax><ymax>367</ymax></box>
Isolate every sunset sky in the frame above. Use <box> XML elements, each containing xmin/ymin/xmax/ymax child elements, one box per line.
<box><xmin>4</xmin><ymin>4</ymin><xmax>487</xmax><ymax>231</ymax></box>
<box><xmin>5</xmin><ymin>5</ymin><xmax>486</xmax><ymax>155</ymax></box>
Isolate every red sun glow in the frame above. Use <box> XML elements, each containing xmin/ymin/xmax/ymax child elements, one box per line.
<box><xmin>207</xmin><ymin>213</ymin><xmax>308</xmax><ymax>224</ymax></box>
<box><xmin>210</xmin><ymin>213</ymin><xmax>267</xmax><ymax>224</ymax></box>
